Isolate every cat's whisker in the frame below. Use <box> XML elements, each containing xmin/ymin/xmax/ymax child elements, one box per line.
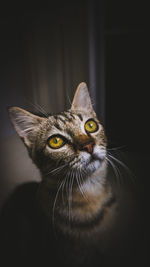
<box><xmin>76</xmin><ymin>170</ymin><xmax>88</xmax><ymax>201</ymax></box>
<box><xmin>78</xmin><ymin>167</ymin><xmax>87</xmax><ymax>192</ymax></box>
<box><xmin>64</xmin><ymin>172</ymin><xmax>70</xmax><ymax>210</ymax></box>
<box><xmin>76</xmin><ymin>175</ymin><xmax>83</xmax><ymax>198</ymax></box>
<box><xmin>68</xmin><ymin>172</ymin><xmax>71</xmax><ymax>221</ymax></box>
<box><xmin>52</xmin><ymin>179</ymin><xmax>65</xmax><ymax>226</ymax></box>
<box><xmin>80</xmin><ymin>172</ymin><xmax>89</xmax><ymax>202</ymax></box>
<box><xmin>68</xmin><ymin>170</ymin><xmax>74</xmax><ymax>222</ymax></box>
<box><xmin>80</xmin><ymin>167</ymin><xmax>87</xmax><ymax>182</ymax></box>
<box><xmin>71</xmin><ymin>170</ymin><xmax>75</xmax><ymax>220</ymax></box>
<box><xmin>67</xmin><ymin>170</ymin><xmax>71</xmax><ymax>221</ymax></box>
<box><xmin>107</xmin><ymin>145</ymin><xmax>126</xmax><ymax>151</ymax></box>
<box><xmin>106</xmin><ymin>157</ymin><xmax>123</xmax><ymax>186</ymax></box>
<box><xmin>66</xmin><ymin>172</ymin><xmax>72</xmax><ymax>222</ymax></box>
<box><xmin>115</xmin><ymin>163</ymin><xmax>124</xmax><ymax>185</ymax></box>
<box><xmin>48</xmin><ymin>153</ymin><xmax>76</xmax><ymax>177</ymax></box>
<box><xmin>46</xmin><ymin>163</ymin><xmax>68</xmax><ymax>176</ymax></box>
<box><xmin>107</xmin><ymin>153</ymin><xmax>135</xmax><ymax>185</ymax></box>
<box><xmin>51</xmin><ymin>166</ymin><xmax>66</xmax><ymax>175</ymax></box>
<box><xmin>61</xmin><ymin>176</ymin><xmax>68</xmax><ymax>205</ymax></box>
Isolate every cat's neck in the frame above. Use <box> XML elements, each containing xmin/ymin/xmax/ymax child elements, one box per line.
<box><xmin>37</xmin><ymin>161</ymin><xmax>115</xmax><ymax>236</ymax></box>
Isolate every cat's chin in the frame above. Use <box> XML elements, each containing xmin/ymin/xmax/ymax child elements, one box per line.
<box><xmin>85</xmin><ymin>159</ymin><xmax>101</xmax><ymax>174</ymax></box>
<box><xmin>79</xmin><ymin>150</ymin><xmax>106</xmax><ymax>175</ymax></box>
<box><xmin>78</xmin><ymin>157</ymin><xmax>105</xmax><ymax>178</ymax></box>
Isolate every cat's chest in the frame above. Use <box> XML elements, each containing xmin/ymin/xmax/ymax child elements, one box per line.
<box><xmin>37</xmin><ymin>182</ymin><xmax>117</xmax><ymax>240</ymax></box>
<box><xmin>0</xmin><ymin>182</ymin><xmax>137</xmax><ymax>267</ymax></box>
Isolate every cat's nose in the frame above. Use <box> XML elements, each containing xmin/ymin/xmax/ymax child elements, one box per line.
<box><xmin>79</xmin><ymin>141</ymin><xmax>94</xmax><ymax>154</ymax></box>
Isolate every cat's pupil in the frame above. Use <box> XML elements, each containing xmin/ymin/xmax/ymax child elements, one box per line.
<box><xmin>89</xmin><ymin>123</ymin><xmax>93</xmax><ymax>128</ymax></box>
<box><xmin>54</xmin><ymin>138</ymin><xmax>59</xmax><ymax>143</ymax></box>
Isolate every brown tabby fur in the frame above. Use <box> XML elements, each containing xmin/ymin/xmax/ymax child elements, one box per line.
<box><xmin>2</xmin><ymin>82</ymin><xmax>139</xmax><ymax>267</ymax></box>
<box><xmin>8</xmin><ymin>83</ymin><xmax>116</xmax><ymax>239</ymax></box>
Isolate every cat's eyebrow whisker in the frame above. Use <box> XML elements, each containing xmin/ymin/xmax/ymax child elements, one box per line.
<box><xmin>67</xmin><ymin>94</ymin><xmax>72</xmax><ymax>106</ymax></box>
<box><xmin>34</xmin><ymin>102</ymin><xmax>49</xmax><ymax>118</ymax></box>
<box><xmin>26</xmin><ymin>100</ymin><xmax>49</xmax><ymax>118</ymax></box>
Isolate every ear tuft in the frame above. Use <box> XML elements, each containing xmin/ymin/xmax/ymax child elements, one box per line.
<box><xmin>71</xmin><ymin>82</ymin><xmax>94</xmax><ymax>112</ymax></box>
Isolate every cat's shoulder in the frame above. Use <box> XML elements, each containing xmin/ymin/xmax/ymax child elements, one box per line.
<box><xmin>0</xmin><ymin>182</ymin><xmax>52</xmax><ymax>267</ymax></box>
<box><xmin>1</xmin><ymin>182</ymin><xmax>39</xmax><ymax>216</ymax></box>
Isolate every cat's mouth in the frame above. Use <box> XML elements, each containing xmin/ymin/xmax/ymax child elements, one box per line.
<box><xmin>90</xmin><ymin>152</ymin><xmax>105</xmax><ymax>162</ymax></box>
<box><xmin>86</xmin><ymin>153</ymin><xmax>105</xmax><ymax>172</ymax></box>
<box><xmin>86</xmin><ymin>149</ymin><xmax>106</xmax><ymax>163</ymax></box>
<box><xmin>71</xmin><ymin>150</ymin><xmax>106</xmax><ymax>176</ymax></box>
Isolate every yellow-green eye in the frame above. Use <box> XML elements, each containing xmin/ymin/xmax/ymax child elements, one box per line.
<box><xmin>48</xmin><ymin>135</ymin><xmax>65</xmax><ymax>149</ymax></box>
<box><xmin>84</xmin><ymin>119</ymin><xmax>98</xmax><ymax>133</ymax></box>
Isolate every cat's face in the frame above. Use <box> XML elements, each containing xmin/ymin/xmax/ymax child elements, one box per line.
<box><xmin>8</xmin><ymin>83</ymin><xmax>107</xmax><ymax>181</ymax></box>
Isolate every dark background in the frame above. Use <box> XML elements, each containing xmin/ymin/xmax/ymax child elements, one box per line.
<box><xmin>0</xmin><ymin>0</ymin><xmax>149</xmax><ymax>215</ymax></box>
<box><xmin>0</xmin><ymin>1</ymin><xmax>150</xmax><ymax>266</ymax></box>
<box><xmin>105</xmin><ymin>0</ymin><xmax>149</xmax><ymax>151</ymax></box>
<box><xmin>0</xmin><ymin>0</ymin><xmax>149</xmax><ymax>147</ymax></box>
<box><xmin>0</xmin><ymin>0</ymin><xmax>149</xmax><ymax>206</ymax></box>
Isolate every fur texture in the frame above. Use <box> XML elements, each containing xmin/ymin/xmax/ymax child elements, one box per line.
<box><xmin>8</xmin><ymin>83</ymin><xmax>116</xmax><ymax>237</ymax></box>
<box><xmin>0</xmin><ymin>82</ymin><xmax>141</xmax><ymax>267</ymax></box>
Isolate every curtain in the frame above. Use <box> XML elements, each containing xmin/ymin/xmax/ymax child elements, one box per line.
<box><xmin>22</xmin><ymin>2</ymin><xmax>89</xmax><ymax>115</ymax></box>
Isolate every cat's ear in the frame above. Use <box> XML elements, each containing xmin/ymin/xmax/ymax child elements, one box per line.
<box><xmin>8</xmin><ymin>107</ymin><xmax>45</xmax><ymax>147</ymax></box>
<box><xmin>71</xmin><ymin>82</ymin><xmax>94</xmax><ymax>112</ymax></box>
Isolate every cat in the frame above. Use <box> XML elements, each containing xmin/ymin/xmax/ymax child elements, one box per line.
<box><xmin>0</xmin><ymin>82</ymin><xmax>145</xmax><ymax>267</ymax></box>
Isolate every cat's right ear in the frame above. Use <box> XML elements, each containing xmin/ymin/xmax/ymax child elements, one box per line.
<box><xmin>71</xmin><ymin>82</ymin><xmax>94</xmax><ymax>112</ymax></box>
<box><xmin>8</xmin><ymin>107</ymin><xmax>45</xmax><ymax>147</ymax></box>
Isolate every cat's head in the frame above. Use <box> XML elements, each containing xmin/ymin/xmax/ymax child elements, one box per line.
<box><xmin>8</xmin><ymin>82</ymin><xmax>107</xmax><ymax>182</ymax></box>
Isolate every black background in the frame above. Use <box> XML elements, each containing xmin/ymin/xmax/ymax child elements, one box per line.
<box><xmin>105</xmin><ymin>0</ymin><xmax>149</xmax><ymax>152</ymax></box>
<box><xmin>0</xmin><ymin>0</ymin><xmax>149</xmax><ymax>150</ymax></box>
<box><xmin>0</xmin><ymin>1</ymin><xmax>150</xmax><ymax>266</ymax></box>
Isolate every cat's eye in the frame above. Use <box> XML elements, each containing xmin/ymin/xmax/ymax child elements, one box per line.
<box><xmin>84</xmin><ymin>119</ymin><xmax>98</xmax><ymax>133</ymax></box>
<box><xmin>48</xmin><ymin>135</ymin><xmax>65</xmax><ymax>149</ymax></box>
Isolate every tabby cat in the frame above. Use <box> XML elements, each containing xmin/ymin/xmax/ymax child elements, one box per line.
<box><xmin>0</xmin><ymin>83</ymin><xmax>141</xmax><ymax>267</ymax></box>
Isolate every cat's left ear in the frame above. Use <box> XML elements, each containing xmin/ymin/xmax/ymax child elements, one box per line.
<box><xmin>8</xmin><ymin>106</ymin><xmax>45</xmax><ymax>147</ymax></box>
<box><xmin>71</xmin><ymin>82</ymin><xmax>94</xmax><ymax>112</ymax></box>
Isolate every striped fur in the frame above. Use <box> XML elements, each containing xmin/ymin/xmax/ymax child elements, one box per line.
<box><xmin>8</xmin><ymin>82</ymin><xmax>116</xmax><ymax>239</ymax></box>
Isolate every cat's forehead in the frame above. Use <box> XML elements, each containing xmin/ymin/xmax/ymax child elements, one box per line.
<box><xmin>51</xmin><ymin>109</ymin><xmax>96</xmax><ymax>123</ymax></box>
<box><xmin>46</xmin><ymin>109</ymin><xmax>99</xmax><ymax>137</ymax></box>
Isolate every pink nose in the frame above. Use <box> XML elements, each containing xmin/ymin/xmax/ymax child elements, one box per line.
<box><xmin>79</xmin><ymin>141</ymin><xmax>94</xmax><ymax>154</ymax></box>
